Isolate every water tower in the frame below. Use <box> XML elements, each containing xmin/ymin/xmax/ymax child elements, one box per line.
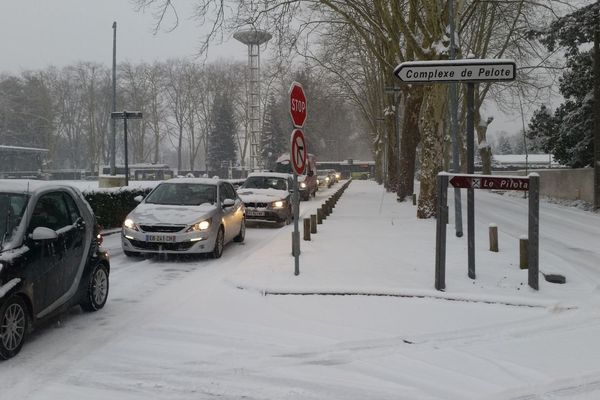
<box><xmin>233</xmin><ymin>29</ymin><xmax>271</xmax><ymax>172</ymax></box>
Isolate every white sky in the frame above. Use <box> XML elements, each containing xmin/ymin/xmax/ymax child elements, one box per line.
<box><xmin>0</xmin><ymin>0</ymin><xmax>245</xmax><ymax>73</ymax></box>
<box><xmin>0</xmin><ymin>0</ymin><xmax>561</xmax><ymax>139</ymax></box>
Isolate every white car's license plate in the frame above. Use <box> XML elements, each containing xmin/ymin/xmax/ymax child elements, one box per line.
<box><xmin>247</xmin><ymin>210</ymin><xmax>265</xmax><ymax>217</ymax></box>
<box><xmin>145</xmin><ymin>235</ymin><xmax>176</xmax><ymax>242</ymax></box>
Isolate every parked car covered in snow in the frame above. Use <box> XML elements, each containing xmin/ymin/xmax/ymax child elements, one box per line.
<box><xmin>237</xmin><ymin>172</ymin><xmax>293</xmax><ymax>226</ymax></box>
<box><xmin>121</xmin><ymin>178</ymin><xmax>245</xmax><ymax>258</ymax></box>
<box><xmin>0</xmin><ymin>180</ymin><xmax>110</xmax><ymax>360</ymax></box>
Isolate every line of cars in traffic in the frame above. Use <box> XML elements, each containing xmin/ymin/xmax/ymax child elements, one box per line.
<box><xmin>0</xmin><ymin>169</ymin><xmax>341</xmax><ymax>359</ymax></box>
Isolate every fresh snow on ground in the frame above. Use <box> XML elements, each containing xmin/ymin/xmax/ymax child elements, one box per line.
<box><xmin>1</xmin><ymin>179</ymin><xmax>599</xmax><ymax>399</ymax></box>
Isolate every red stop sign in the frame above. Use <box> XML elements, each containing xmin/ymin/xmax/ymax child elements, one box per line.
<box><xmin>289</xmin><ymin>82</ymin><xmax>307</xmax><ymax>128</ymax></box>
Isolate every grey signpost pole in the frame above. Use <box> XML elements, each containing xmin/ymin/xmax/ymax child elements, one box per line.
<box><xmin>528</xmin><ymin>173</ymin><xmax>540</xmax><ymax>289</ymax></box>
<box><xmin>111</xmin><ymin>110</ymin><xmax>142</xmax><ymax>187</ymax></box>
<box><xmin>435</xmin><ymin>173</ymin><xmax>448</xmax><ymax>290</ymax></box>
<box><xmin>293</xmin><ymin>171</ymin><xmax>300</xmax><ymax>275</ymax></box>
<box><xmin>466</xmin><ymin>83</ymin><xmax>475</xmax><ymax>279</ymax></box>
<box><xmin>449</xmin><ymin>0</ymin><xmax>463</xmax><ymax>238</ymax></box>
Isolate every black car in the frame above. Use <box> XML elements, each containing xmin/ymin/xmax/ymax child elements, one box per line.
<box><xmin>0</xmin><ymin>181</ymin><xmax>110</xmax><ymax>360</ymax></box>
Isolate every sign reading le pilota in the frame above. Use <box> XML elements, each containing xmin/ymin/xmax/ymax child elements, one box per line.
<box><xmin>394</xmin><ymin>59</ymin><xmax>516</xmax><ymax>83</ymax></box>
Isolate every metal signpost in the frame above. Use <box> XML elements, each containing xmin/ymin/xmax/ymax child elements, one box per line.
<box><xmin>435</xmin><ymin>173</ymin><xmax>540</xmax><ymax>291</ymax></box>
<box><xmin>110</xmin><ymin>111</ymin><xmax>143</xmax><ymax>186</ymax></box>
<box><xmin>394</xmin><ymin>59</ymin><xmax>516</xmax><ymax>281</ymax></box>
<box><xmin>289</xmin><ymin>82</ymin><xmax>307</xmax><ymax>275</ymax></box>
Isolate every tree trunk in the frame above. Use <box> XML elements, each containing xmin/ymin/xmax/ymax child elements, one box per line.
<box><xmin>475</xmin><ymin>110</ymin><xmax>493</xmax><ymax>175</ymax></box>
<box><xmin>417</xmin><ymin>85</ymin><xmax>447</xmax><ymax>219</ymax></box>
<box><xmin>397</xmin><ymin>88</ymin><xmax>423</xmax><ymax>201</ymax></box>
<box><xmin>177</xmin><ymin>127</ymin><xmax>183</xmax><ymax>171</ymax></box>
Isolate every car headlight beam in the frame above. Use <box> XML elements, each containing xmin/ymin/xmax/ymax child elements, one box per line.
<box><xmin>187</xmin><ymin>218</ymin><xmax>212</xmax><ymax>232</ymax></box>
<box><xmin>272</xmin><ymin>200</ymin><xmax>285</xmax><ymax>209</ymax></box>
<box><xmin>123</xmin><ymin>218</ymin><xmax>138</xmax><ymax>231</ymax></box>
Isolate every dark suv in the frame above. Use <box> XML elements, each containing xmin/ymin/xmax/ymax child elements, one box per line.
<box><xmin>0</xmin><ymin>181</ymin><xmax>110</xmax><ymax>360</ymax></box>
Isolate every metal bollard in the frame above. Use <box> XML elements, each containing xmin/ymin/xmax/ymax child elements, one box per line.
<box><xmin>519</xmin><ymin>236</ymin><xmax>528</xmax><ymax>269</ymax></box>
<box><xmin>303</xmin><ymin>218</ymin><xmax>311</xmax><ymax>241</ymax></box>
<box><xmin>489</xmin><ymin>224</ymin><xmax>498</xmax><ymax>252</ymax></box>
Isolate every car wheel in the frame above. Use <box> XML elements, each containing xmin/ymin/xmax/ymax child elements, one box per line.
<box><xmin>211</xmin><ymin>227</ymin><xmax>225</xmax><ymax>258</ymax></box>
<box><xmin>0</xmin><ymin>295</ymin><xmax>28</xmax><ymax>360</ymax></box>
<box><xmin>123</xmin><ymin>250</ymin><xmax>141</xmax><ymax>257</ymax></box>
<box><xmin>233</xmin><ymin>218</ymin><xmax>245</xmax><ymax>243</ymax></box>
<box><xmin>80</xmin><ymin>263</ymin><xmax>109</xmax><ymax>312</ymax></box>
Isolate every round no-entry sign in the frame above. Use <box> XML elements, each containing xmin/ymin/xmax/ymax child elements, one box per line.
<box><xmin>289</xmin><ymin>81</ymin><xmax>307</xmax><ymax>128</ymax></box>
<box><xmin>290</xmin><ymin>129</ymin><xmax>307</xmax><ymax>175</ymax></box>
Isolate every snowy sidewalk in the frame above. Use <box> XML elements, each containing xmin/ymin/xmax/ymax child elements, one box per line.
<box><xmin>228</xmin><ymin>179</ymin><xmax>596</xmax><ymax>310</ymax></box>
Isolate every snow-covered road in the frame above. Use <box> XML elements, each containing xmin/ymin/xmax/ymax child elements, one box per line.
<box><xmin>1</xmin><ymin>181</ymin><xmax>599</xmax><ymax>399</ymax></box>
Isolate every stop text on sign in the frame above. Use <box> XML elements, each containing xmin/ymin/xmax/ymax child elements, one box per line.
<box><xmin>291</xmin><ymin>98</ymin><xmax>306</xmax><ymax>114</ymax></box>
<box><xmin>394</xmin><ymin>59</ymin><xmax>516</xmax><ymax>83</ymax></box>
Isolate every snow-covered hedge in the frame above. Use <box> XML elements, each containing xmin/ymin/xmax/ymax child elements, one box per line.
<box><xmin>84</xmin><ymin>188</ymin><xmax>153</xmax><ymax>228</ymax></box>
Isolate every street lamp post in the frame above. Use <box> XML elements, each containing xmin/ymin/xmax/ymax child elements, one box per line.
<box><xmin>110</xmin><ymin>21</ymin><xmax>117</xmax><ymax>176</ymax></box>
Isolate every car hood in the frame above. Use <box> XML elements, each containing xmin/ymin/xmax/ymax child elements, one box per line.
<box><xmin>128</xmin><ymin>203</ymin><xmax>217</xmax><ymax>225</ymax></box>
<box><xmin>237</xmin><ymin>188</ymin><xmax>289</xmax><ymax>203</ymax></box>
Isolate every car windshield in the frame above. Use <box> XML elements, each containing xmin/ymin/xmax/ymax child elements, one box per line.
<box><xmin>242</xmin><ymin>177</ymin><xmax>288</xmax><ymax>191</ymax></box>
<box><xmin>144</xmin><ymin>183</ymin><xmax>216</xmax><ymax>206</ymax></box>
<box><xmin>0</xmin><ymin>193</ymin><xmax>29</xmax><ymax>250</ymax></box>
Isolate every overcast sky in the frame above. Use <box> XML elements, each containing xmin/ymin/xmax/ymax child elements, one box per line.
<box><xmin>0</xmin><ymin>0</ymin><xmax>560</xmax><ymax>141</ymax></box>
<box><xmin>0</xmin><ymin>0</ymin><xmax>245</xmax><ymax>73</ymax></box>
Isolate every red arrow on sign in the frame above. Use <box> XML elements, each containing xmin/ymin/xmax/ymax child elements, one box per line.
<box><xmin>289</xmin><ymin>82</ymin><xmax>307</xmax><ymax>128</ymax></box>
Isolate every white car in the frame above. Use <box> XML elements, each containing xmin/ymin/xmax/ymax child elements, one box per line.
<box><xmin>237</xmin><ymin>172</ymin><xmax>293</xmax><ymax>226</ymax></box>
<box><xmin>121</xmin><ymin>178</ymin><xmax>245</xmax><ymax>258</ymax></box>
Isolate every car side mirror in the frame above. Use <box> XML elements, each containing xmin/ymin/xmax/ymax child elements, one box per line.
<box><xmin>31</xmin><ymin>227</ymin><xmax>58</xmax><ymax>241</ymax></box>
<box><xmin>223</xmin><ymin>198</ymin><xmax>235</xmax><ymax>208</ymax></box>
<box><xmin>134</xmin><ymin>195</ymin><xmax>144</xmax><ymax>203</ymax></box>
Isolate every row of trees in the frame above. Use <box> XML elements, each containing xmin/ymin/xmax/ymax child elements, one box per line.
<box><xmin>133</xmin><ymin>0</ymin><xmax>589</xmax><ymax>218</ymax></box>
<box><xmin>0</xmin><ymin>59</ymin><xmax>370</xmax><ymax>175</ymax></box>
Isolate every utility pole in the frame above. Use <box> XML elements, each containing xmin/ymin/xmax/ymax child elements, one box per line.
<box><xmin>110</xmin><ymin>21</ymin><xmax>117</xmax><ymax>176</ymax></box>
<box><xmin>594</xmin><ymin>10</ymin><xmax>600</xmax><ymax>210</ymax></box>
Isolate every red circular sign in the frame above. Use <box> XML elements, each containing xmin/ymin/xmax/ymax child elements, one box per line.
<box><xmin>289</xmin><ymin>82</ymin><xmax>307</xmax><ymax>128</ymax></box>
<box><xmin>290</xmin><ymin>129</ymin><xmax>307</xmax><ymax>175</ymax></box>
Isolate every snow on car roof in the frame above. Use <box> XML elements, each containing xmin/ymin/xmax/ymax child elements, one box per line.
<box><xmin>246</xmin><ymin>172</ymin><xmax>292</xmax><ymax>179</ymax></box>
<box><xmin>0</xmin><ymin>179</ymin><xmax>78</xmax><ymax>194</ymax></box>
<box><xmin>165</xmin><ymin>177</ymin><xmax>222</xmax><ymax>185</ymax></box>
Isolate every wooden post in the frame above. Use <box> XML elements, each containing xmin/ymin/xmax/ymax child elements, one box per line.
<box><xmin>310</xmin><ymin>214</ymin><xmax>317</xmax><ymax>233</ymax></box>
<box><xmin>317</xmin><ymin>208</ymin><xmax>323</xmax><ymax>223</ymax></box>
<box><xmin>519</xmin><ymin>236</ymin><xmax>528</xmax><ymax>269</ymax></box>
<box><xmin>303</xmin><ymin>218</ymin><xmax>311</xmax><ymax>241</ymax></box>
<box><xmin>412</xmin><ymin>193</ymin><xmax>417</xmax><ymax>205</ymax></box>
<box><xmin>489</xmin><ymin>224</ymin><xmax>498</xmax><ymax>252</ymax></box>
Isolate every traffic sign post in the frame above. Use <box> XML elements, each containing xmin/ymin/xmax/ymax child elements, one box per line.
<box><xmin>289</xmin><ymin>83</ymin><xmax>308</xmax><ymax>276</ymax></box>
<box><xmin>394</xmin><ymin>59</ymin><xmax>516</xmax><ymax>270</ymax></box>
<box><xmin>289</xmin><ymin>82</ymin><xmax>307</xmax><ymax>128</ymax></box>
<box><xmin>290</xmin><ymin>129</ymin><xmax>307</xmax><ymax>275</ymax></box>
<box><xmin>434</xmin><ymin>173</ymin><xmax>539</xmax><ymax>291</ymax></box>
<box><xmin>111</xmin><ymin>110</ymin><xmax>143</xmax><ymax>186</ymax></box>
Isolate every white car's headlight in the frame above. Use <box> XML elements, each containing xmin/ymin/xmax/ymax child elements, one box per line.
<box><xmin>123</xmin><ymin>218</ymin><xmax>138</xmax><ymax>231</ymax></box>
<box><xmin>300</xmin><ymin>182</ymin><xmax>307</xmax><ymax>189</ymax></box>
<box><xmin>272</xmin><ymin>200</ymin><xmax>285</xmax><ymax>209</ymax></box>
<box><xmin>187</xmin><ymin>218</ymin><xmax>211</xmax><ymax>232</ymax></box>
